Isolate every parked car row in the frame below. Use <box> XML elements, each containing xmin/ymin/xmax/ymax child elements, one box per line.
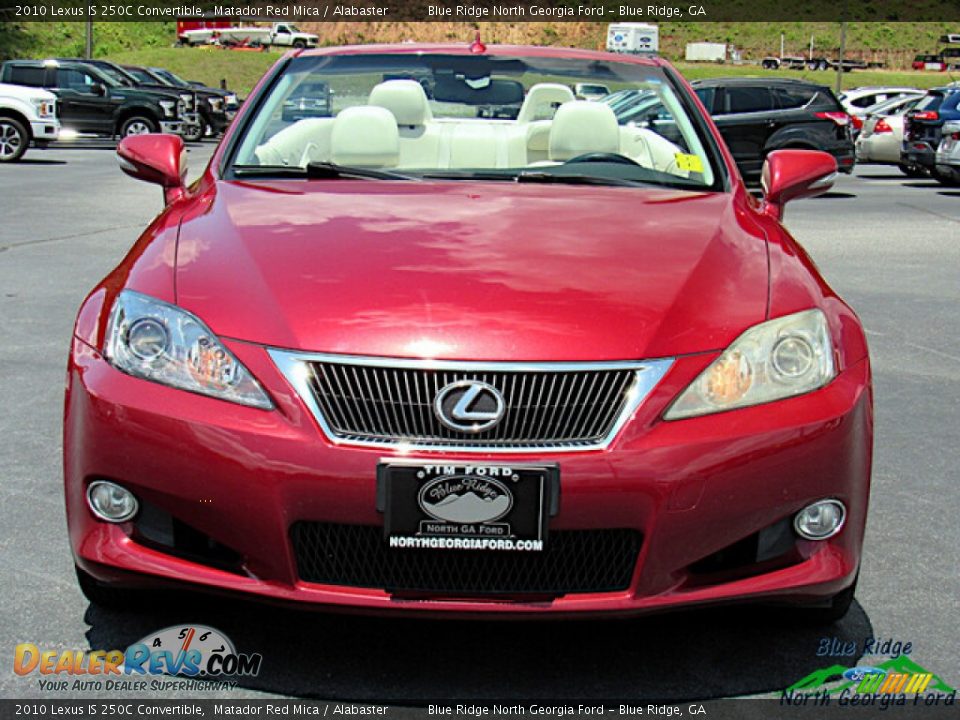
<box><xmin>0</xmin><ymin>57</ymin><xmax>239</xmax><ymax>162</ymax></box>
<box><xmin>849</xmin><ymin>84</ymin><xmax>960</xmax><ymax>184</ymax></box>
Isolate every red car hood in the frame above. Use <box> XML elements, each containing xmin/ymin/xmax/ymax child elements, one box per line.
<box><xmin>174</xmin><ymin>180</ymin><xmax>768</xmax><ymax>361</ymax></box>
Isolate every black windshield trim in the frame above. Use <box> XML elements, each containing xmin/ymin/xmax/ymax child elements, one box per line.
<box><xmin>231</xmin><ymin>162</ymin><xmax>416</xmax><ymax>181</ymax></box>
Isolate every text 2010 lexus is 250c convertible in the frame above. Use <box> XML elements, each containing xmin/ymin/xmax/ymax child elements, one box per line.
<box><xmin>64</xmin><ymin>42</ymin><xmax>872</xmax><ymax>621</ymax></box>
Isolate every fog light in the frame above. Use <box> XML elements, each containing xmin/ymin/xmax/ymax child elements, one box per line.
<box><xmin>86</xmin><ymin>481</ymin><xmax>139</xmax><ymax>523</ymax></box>
<box><xmin>794</xmin><ymin>499</ymin><xmax>845</xmax><ymax>540</ymax></box>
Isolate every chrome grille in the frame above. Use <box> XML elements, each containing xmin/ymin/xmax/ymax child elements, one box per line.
<box><xmin>270</xmin><ymin>352</ymin><xmax>673</xmax><ymax>452</ymax></box>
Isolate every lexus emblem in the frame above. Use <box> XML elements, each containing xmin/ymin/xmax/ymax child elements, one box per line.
<box><xmin>434</xmin><ymin>380</ymin><xmax>505</xmax><ymax>433</ymax></box>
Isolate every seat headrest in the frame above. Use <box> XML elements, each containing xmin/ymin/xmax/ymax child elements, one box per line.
<box><xmin>548</xmin><ymin>101</ymin><xmax>621</xmax><ymax>162</ymax></box>
<box><xmin>516</xmin><ymin>83</ymin><xmax>576</xmax><ymax>123</ymax></box>
<box><xmin>369</xmin><ymin>80</ymin><xmax>433</xmax><ymax>127</ymax></box>
<box><xmin>330</xmin><ymin>106</ymin><xmax>399</xmax><ymax>168</ymax></box>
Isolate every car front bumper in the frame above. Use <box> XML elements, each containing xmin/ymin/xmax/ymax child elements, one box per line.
<box><xmin>65</xmin><ymin>338</ymin><xmax>871</xmax><ymax>617</ymax></box>
<box><xmin>30</xmin><ymin>119</ymin><xmax>60</xmax><ymax>142</ymax></box>
<box><xmin>159</xmin><ymin>120</ymin><xmax>183</xmax><ymax>135</ymax></box>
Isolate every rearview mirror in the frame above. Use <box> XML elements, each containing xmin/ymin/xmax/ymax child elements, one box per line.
<box><xmin>116</xmin><ymin>134</ymin><xmax>187</xmax><ymax>205</ymax></box>
<box><xmin>761</xmin><ymin>149</ymin><xmax>837</xmax><ymax>221</ymax></box>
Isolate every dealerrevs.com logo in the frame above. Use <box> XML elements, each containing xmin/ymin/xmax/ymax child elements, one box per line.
<box><xmin>14</xmin><ymin>625</ymin><xmax>262</xmax><ymax>691</ymax></box>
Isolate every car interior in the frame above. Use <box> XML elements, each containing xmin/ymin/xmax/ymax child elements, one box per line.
<box><xmin>252</xmin><ymin>79</ymin><xmax>703</xmax><ymax>181</ymax></box>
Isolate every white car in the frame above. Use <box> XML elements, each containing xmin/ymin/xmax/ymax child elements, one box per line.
<box><xmin>855</xmin><ymin>94</ymin><xmax>925</xmax><ymax>174</ymax></box>
<box><xmin>935</xmin><ymin>121</ymin><xmax>960</xmax><ymax>184</ymax></box>
<box><xmin>0</xmin><ymin>82</ymin><xmax>59</xmax><ymax>162</ymax></box>
<box><xmin>840</xmin><ymin>86</ymin><xmax>921</xmax><ymax>133</ymax></box>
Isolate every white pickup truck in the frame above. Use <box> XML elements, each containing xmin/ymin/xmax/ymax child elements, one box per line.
<box><xmin>179</xmin><ymin>23</ymin><xmax>319</xmax><ymax>49</ymax></box>
<box><xmin>0</xmin><ymin>82</ymin><xmax>60</xmax><ymax>163</ymax></box>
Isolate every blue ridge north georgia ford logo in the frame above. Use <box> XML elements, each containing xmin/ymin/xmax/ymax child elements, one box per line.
<box><xmin>418</xmin><ymin>474</ymin><xmax>514</xmax><ymax>524</ymax></box>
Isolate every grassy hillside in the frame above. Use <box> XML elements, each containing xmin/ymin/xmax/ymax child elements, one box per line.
<box><xmin>106</xmin><ymin>47</ymin><xmax>283</xmax><ymax>95</ymax></box>
<box><xmin>5</xmin><ymin>20</ymin><xmax>960</xmax><ymax>65</ymax></box>
<box><xmin>300</xmin><ymin>21</ymin><xmax>960</xmax><ymax>68</ymax></box>
<box><xmin>3</xmin><ymin>21</ymin><xmax>960</xmax><ymax>96</ymax></box>
<box><xmin>83</xmin><ymin>47</ymin><xmax>958</xmax><ymax>98</ymax></box>
<box><xmin>0</xmin><ymin>21</ymin><xmax>175</xmax><ymax>60</ymax></box>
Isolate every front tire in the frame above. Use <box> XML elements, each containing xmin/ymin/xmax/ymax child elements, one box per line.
<box><xmin>0</xmin><ymin>117</ymin><xmax>29</xmax><ymax>162</ymax></box>
<box><xmin>181</xmin><ymin>121</ymin><xmax>204</xmax><ymax>142</ymax></box>
<box><xmin>293</xmin><ymin>39</ymin><xmax>306</xmax><ymax>49</ymax></box>
<box><xmin>120</xmin><ymin>115</ymin><xmax>158</xmax><ymax>137</ymax></box>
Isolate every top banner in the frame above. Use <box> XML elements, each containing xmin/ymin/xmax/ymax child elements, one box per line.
<box><xmin>3</xmin><ymin>0</ymin><xmax>960</xmax><ymax>22</ymax></box>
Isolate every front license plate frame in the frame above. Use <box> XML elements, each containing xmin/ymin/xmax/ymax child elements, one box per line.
<box><xmin>377</xmin><ymin>461</ymin><xmax>559</xmax><ymax>551</ymax></box>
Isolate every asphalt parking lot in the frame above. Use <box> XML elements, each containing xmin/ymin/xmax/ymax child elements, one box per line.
<box><xmin>1</xmin><ymin>142</ymin><xmax>958</xmax><ymax>702</ymax></box>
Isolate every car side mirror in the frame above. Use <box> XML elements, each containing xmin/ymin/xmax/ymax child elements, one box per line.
<box><xmin>91</xmin><ymin>82</ymin><xmax>106</xmax><ymax>96</ymax></box>
<box><xmin>116</xmin><ymin>134</ymin><xmax>187</xmax><ymax>205</ymax></box>
<box><xmin>761</xmin><ymin>149</ymin><xmax>837</xmax><ymax>221</ymax></box>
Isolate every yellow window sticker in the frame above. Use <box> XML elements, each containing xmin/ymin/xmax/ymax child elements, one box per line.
<box><xmin>675</xmin><ymin>153</ymin><xmax>704</xmax><ymax>173</ymax></box>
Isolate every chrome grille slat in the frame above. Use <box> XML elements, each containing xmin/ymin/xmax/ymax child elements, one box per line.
<box><xmin>583</xmin><ymin>371</ymin><xmax>613</xmax><ymax>435</ymax></box>
<box><xmin>573</xmin><ymin>371</ymin><xmax>602</xmax><ymax>440</ymax></box>
<box><xmin>597</xmin><ymin>370</ymin><xmax>632</xmax><ymax>435</ymax></box>
<box><xmin>270</xmin><ymin>353</ymin><xmax>673</xmax><ymax>452</ymax></box>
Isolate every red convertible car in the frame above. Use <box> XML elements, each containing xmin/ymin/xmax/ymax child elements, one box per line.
<box><xmin>65</xmin><ymin>43</ymin><xmax>871</xmax><ymax>621</ymax></box>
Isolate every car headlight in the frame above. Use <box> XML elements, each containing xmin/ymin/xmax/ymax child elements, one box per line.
<box><xmin>208</xmin><ymin>97</ymin><xmax>223</xmax><ymax>112</ymax></box>
<box><xmin>158</xmin><ymin>99</ymin><xmax>176</xmax><ymax>118</ymax></box>
<box><xmin>31</xmin><ymin>98</ymin><xmax>55</xmax><ymax>118</ymax></box>
<box><xmin>225</xmin><ymin>94</ymin><xmax>238</xmax><ymax>107</ymax></box>
<box><xmin>664</xmin><ymin>309</ymin><xmax>836</xmax><ymax>420</ymax></box>
<box><xmin>105</xmin><ymin>290</ymin><xmax>273</xmax><ymax>409</ymax></box>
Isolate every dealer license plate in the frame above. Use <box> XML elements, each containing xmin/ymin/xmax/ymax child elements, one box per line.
<box><xmin>378</xmin><ymin>463</ymin><xmax>557</xmax><ymax>551</ymax></box>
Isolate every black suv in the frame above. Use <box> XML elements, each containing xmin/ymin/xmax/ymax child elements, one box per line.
<box><xmin>690</xmin><ymin>78</ymin><xmax>855</xmax><ymax>181</ymax></box>
<box><xmin>0</xmin><ymin>60</ymin><xmax>184</xmax><ymax>138</ymax></box>
<box><xmin>149</xmin><ymin>66</ymin><xmax>239</xmax><ymax>135</ymax></box>
<box><xmin>124</xmin><ymin>65</ymin><xmax>237</xmax><ymax>141</ymax></box>
<box><xmin>55</xmin><ymin>59</ymin><xmax>201</xmax><ymax>140</ymax></box>
<box><xmin>902</xmin><ymin>88</ymin><xmax>960</xmax><ymax>185</ymax></box>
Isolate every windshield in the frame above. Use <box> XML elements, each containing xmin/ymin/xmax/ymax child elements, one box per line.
<box><xmin>86</xmin><ymin>67</ymin><xmax>119</xmax><ymax>89</ymax></box>
<box><xmin>914</xmin><ymin>93</ymin><xmax>944</xmax><ymax>111</ymax></box>
<box><xmin>97</xmin><ymin>65</ymin><xmax>134</xmax><ymax>86</ymax></box>
<box><xmin>154</xmin><ymin>68</ymin><xmax>188</xmax><ymax>87</ymax></box>
<box><xmin>868</xmin><ymin>94</ymin><xmax>920</xmax><ymax>116</ymax></box>
<box><xmin>124</xmin><ymin>67</ymin><xmax>158</xmax><ymax>84</ymax></box>
<box><xmin>227</xmin><ymin>53</ymin><xmax>721</xmax><ymax>190</ymax></box>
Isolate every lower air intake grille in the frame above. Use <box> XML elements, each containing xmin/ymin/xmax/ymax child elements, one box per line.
<box><xmin>290</xmin><ymin>523</ymin><xmax>642</xmax><ymax>596</ymax></box>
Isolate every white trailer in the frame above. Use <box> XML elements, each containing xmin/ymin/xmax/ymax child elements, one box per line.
<box><xmin>685</xmin><ymin>42</ymin><xmax>727</xmax><ymax>62</ymax></box>
<box><xmin>606</xmin><ymin>24</ymin><xmax>659</xmax><ymax>55</ymax></box>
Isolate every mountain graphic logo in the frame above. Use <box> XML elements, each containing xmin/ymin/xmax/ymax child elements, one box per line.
<box><xmin>418</xmin><ymin>475</ymin><xmax>513</xmax><ymax>524</ymax></box>
<box><xmin>787</xmin><ymin>656</ymin><xmax>957</xmax><ymax>696</ymax></box>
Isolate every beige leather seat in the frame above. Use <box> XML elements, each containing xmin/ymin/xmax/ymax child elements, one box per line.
<box><xmin>368</xmin><ymin>80</ymin><xmax>441</xmax><ymax>168</ymax></box>
<box><xmin>330</xmin><ymin>106</ymin><xmax>399</xmax><ymax>168</ymax></box>
<box><xmin>255</xmin><ymin>118</ymin><xmax>334</xmax><ymax>167</ymax></box>
<box><xmin>516</xmin><ymin>83</ymin><xmax>576</xmax><ymax>123</ymax></box>
<box><xmin>548</xmin><ymin>101</ymin><xmax>621</xmax><ymax>162</ymax></box>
